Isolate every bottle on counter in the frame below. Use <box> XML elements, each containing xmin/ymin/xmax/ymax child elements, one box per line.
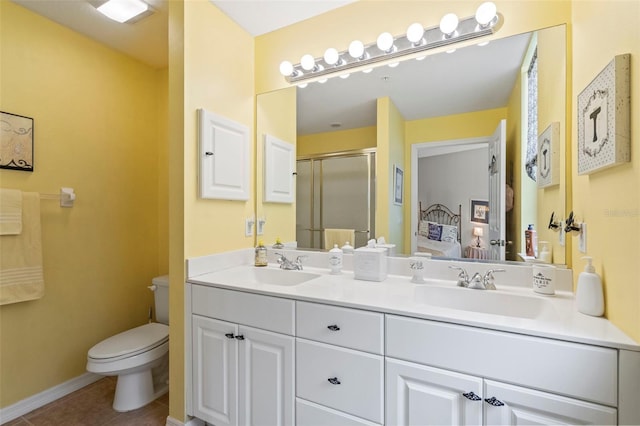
<box><xmin>525</xmin><ymin>224</ymin><xmax>538</xmax><ymax>257</ymax></box>
<box><xmin>329</xmin><ymin>244</ymin><xmax>343</xmax><ymax>275</ymax></box>
<box><xmin>272</xmin><ymin>237</ymin><xmax>284</xmax><ymax>249</ymax></box>
<box><xmin>255</xmin><ymin>240</ymin><xmax>268</xmax><ymax>267</ymax></box>
<box><xmin>576</xmin><ymin>256</ymin><xmax>604</xmax><ymax>317</ymax></box>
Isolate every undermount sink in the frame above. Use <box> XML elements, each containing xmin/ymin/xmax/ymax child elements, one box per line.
<box><xmin>413</xmin><ymin>285</ymin><xmax>555</xmax><ymax>319</ymax></box>
<box><xmin>213</xmin><ymin>266</ymin><xmax>321</xmax><ymax>287</ymax></box>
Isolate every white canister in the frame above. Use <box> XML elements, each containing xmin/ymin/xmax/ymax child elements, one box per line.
<box><xmin>532</xmin><ymin>264</ymin><xmax>555</xmax><ymax>295</ymax></box>
<box><xmin>329</xmin><ymin>244</ymin><xmax>343</xmax><ymax>274</ymax></box>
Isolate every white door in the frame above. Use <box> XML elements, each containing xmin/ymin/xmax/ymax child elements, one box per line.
<box><xmin>192</xmin><ymin>316</ymin><xmax>238</xmax><ymax>426</ymax></box>
<box><xmin>488</xmin><ymin>120</ymin><xmax>507</xmax><ymax>260</ymax></box>
<box><xmin>483</xmin><ymin>380</ymin><xmax>617</xmax><ymax>425</ymax></box>
<box><xmin>386</xmin><ymin>358</ymin><xmax>483</xmax><ymax>426</ymax></box>
<box><xmin>238</xmin><ymin>326</ymin><xmax>295</xmax><ymax>426</ymax></box>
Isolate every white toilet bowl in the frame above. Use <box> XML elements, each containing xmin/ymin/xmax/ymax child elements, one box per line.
<box><xmin>86</xmin><ymin>275</ymin><xmax>170</xmax><ymax>412</ymax></box>
<box><xmin>87</xmin><ymin>322</ymin><xmax>169</xmax><ymax>412</ymax></box>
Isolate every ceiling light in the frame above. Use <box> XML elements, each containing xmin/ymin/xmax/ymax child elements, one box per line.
<box><xmin>97</xmin><ymin>0</ymin><xmax>149</xmax><ymax>23</ymax></box>
<box><xmin>348</xmin><ymin>40</ymin><xmax>366</xmax><ymax>60</ymax></box>
<box><xmin>278</xmin><ymin>3</ymin><xmax>502</xmax><ymax>84</ymax></box>
<box><xmin>406</xmin><ymin>23</ymin><xmax>425</xmax><ymax>45</ymax></box>
<box><xmin>439</xmin><ymin>13</ymin><xmax>459</xmax><ymax>37</ymax></box>
<box><xmin>376</xmin><ymin>32</ymin><xmax>395</xmax><ymax>53</ymax></box>
<box><xmin>476</xmin><ymin>1</ymin><xmax>497</xmax><ymax>27</ymax></box>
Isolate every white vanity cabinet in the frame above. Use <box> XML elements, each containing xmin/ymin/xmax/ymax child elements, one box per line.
<box><xmin>295</xmin><ymin>301</ymin><xmax>385</xmax><ymax>425</ymax></box>
<box><xmin>190</xmin><ymin>285</ymin><xmax>295</xmax><ymax>426</ymax></box>
<box><xmin>386</xmin><ymin>315</ymin><xmax>618</xmax><ymax>426</ymax></box>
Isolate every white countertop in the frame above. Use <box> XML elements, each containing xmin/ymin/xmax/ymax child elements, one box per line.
<box><xmin>186</xmin><ymin>250</ymin><xmax>640</xmax><ymax>352</ymax></box>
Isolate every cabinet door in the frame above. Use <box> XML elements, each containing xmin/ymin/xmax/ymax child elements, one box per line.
<box><xmin>483</xmin><ymin>380</ymin><xmax>617</xmax><ymax>425</ymax></box>
<box><xmin>192</xmin><ymin>315</ymin><xmax>238</xmax><ymax>426</ymax></box>
<box><xmin>386</xmin><ymin>358</ymin><xmax>483</xmax><ymax>426</ymax></box>
<box><xmin>238</xmin><ymin>326</ymin><xmax>295</xmax><ymax>426</ymax></box>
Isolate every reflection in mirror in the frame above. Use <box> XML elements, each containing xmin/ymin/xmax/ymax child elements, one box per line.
<box><xmin>259</xmin><ymin>25</ymin><xmax>567</xmax><ymax>265</ymax></box>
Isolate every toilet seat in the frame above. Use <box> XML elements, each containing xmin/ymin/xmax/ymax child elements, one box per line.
<box><xmin>88</xmin><ymin>323</ymin><xmax>169</xmax><ymax>362</ymax></box>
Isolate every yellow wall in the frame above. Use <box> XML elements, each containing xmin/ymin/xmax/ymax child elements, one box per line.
<box><xmin>377</xmin><ymin>98</ymin><xmax>406</xmax><ymax>250</ymax></box>
<box><xmin>298</xmin><ymin>126</ymin><xmax>376</xmax><ymax>157</ymax></box>
<box><xmin>571</xmin><ymin>1</ymin><xmax>640</xmax><ymax>341</ymax></box>
<box><xmin>168</xmin><ymin>0</ymin><xmax>255</xmax><ymax>420</ymax></box>
<box><xmin>256</xmin><ymin>88</ymin><xmax>297</xmax><ymax>245</ymax></box>
<box><xmin>0</xmin><ymin>1</ymin><xmax>167</xmax><ymax>407</ymax></box>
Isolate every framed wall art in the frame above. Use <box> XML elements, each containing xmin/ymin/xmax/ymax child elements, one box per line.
<box><xmin>1</xmin><ymin>111</ymin><xmax>34</xmax><ymax>172</ymax></box>
<box><xmin>470</xmin><ymin>199</ymin><xmax>489</xmax><ymax>224</ymax></box>
<box><xmin>537</xmin><ymin>122</ymin><xmax>560</xmax><ymax>188</ymax></box>
<box><xmin>577</xmin><ymin>53</ymin><xmax>630</xmax><ymax>175</ymax></box>
<box><xmin>393</xmin><ymin>164</ymin><xmax>404</xmax><ymax>205</ymax></box>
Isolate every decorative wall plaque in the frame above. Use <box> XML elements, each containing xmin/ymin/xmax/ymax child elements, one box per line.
<box><xmin>577</xmin><ymin>54</ymin><xmax>630</xmax><ymax>175</ymax></box>
<box><xmin>1</xmin><ymin>111</ymin><xmax>34</xmax><ymax>172</ymax></box>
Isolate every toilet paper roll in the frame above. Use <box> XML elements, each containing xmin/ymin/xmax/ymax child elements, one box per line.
<box><xmin>532</xmin><ymin>264</ymin><xmax>555</xmax><ymax>295</ymax></box>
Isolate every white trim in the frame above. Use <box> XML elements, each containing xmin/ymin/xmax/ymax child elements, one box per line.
<box><xmin>0</xmin><ymin>372</ymin><xmax>101</xmax><ymax>424</ymax></box>
<box><xmin>165</xmin><ymin>416</ymin><xmax>206</xmax><ymax>426</ymax></box>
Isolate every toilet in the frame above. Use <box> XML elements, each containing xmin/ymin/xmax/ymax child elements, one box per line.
<box><xmin>86</xmin><ymin>275</ymin><xmax>170</xmax><ymax>412</ymax></box>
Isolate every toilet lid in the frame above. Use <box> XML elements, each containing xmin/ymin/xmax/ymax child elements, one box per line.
<box><xmin>89</xmin><ymin>323</ymin><xmax>169</xmax><ymax>360</ymax></box>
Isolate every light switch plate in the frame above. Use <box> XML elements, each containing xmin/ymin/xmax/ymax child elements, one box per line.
<box><xmin>245</xmin><ymin>218</ymin><xmax>254</xmax><ymax>237</ymax></box>
<box><xmin>579</xmin><ymin>222</ymin><xmax>587</xmax><ymax>253</ymax></box>
<box><xmin>257</xmin><ymin>218</ymin><xmax>265</xmax><ymax>236</ymax></box>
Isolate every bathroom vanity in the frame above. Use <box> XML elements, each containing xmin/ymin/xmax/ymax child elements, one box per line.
<box><xmin>185</xmin><ymin>249</ymin><xmax>640</xmax><ymax>426</ymax></box>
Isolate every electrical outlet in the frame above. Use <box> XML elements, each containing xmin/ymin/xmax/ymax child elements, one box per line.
<box><xmin>559</xmin><ymin>221</ymin><xmax>566</xmax><ymax>246</ymax></box>
<box><xmin>245</xmin><ymin>218</ymin><xmax>254</xmax><ymax>237</ymax></box>
<box><xmin>257</xmin><ymin>218</ymin><xmax>266</xmax><ymax>236</ymax></box>
<box><xmin>578</xmin><ymin>222</ymin><xmax>587</xmax><ymax>253</ymax></box>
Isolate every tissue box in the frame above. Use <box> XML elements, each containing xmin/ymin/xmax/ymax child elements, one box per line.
<box><xmin>354</xmin><ymin>247</ymin><xmax>388</xmax><ymax>282</ymax></box>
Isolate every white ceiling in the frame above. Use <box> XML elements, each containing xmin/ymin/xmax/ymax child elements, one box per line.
<box><xmin>10</xmin><ymin>0</ymin><xmax>531</xmax><ymax>136</ymax></box>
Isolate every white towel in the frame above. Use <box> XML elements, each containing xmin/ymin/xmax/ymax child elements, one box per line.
<box><xmin>324</xmin><ymin>228</ymin><xmax>355</xmax><ymax>250</ymax></box>
<box><xmin>0</xmin><ymin>192</ymin><xmax>44</xmax><ymax>305</ymax></box>
<box><xmin>0</xmin><ymin>189</ymin><xmax>22</xmax><ymax>235</ymax></box>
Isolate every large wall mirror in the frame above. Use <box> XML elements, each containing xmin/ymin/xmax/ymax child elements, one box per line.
<box><xmin>256</xmin><ymin>24</ymin><xmax>568</xmax><ymax>266</ymax></box>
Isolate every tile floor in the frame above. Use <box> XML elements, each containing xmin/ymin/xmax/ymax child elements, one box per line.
<box><xmin>3</xmin><ymin>377</ymin><xmax>169</xmax><ymax>426</ymax></box>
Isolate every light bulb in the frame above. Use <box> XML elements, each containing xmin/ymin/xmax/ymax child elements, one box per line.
<box><xmin>318</xmin><ymin>78</ymin><xmax>328</xmax><ymax>84</ymax></box>
<box><xmin>439</xmin><ymin>13</ymin><xmax>459</xmax><ymax>36</ymax></box>
<box><xmin>324</xmin><ymin>48</ymin><xmax>340</xmax><ymax>66</ymax></box>
<box><xmin>339</xmin><ymin>73</ymin><xmax>350</xmax><ymax>79</ymax></box>
<box><xmin>301</xmin><ymin>54</ymin><xmax>316</xmax><ymax>71</ymax></box>
<box><xmin>297</xmin><ymin>83</ymin><xmax>308</xmax><ymax>88</ymax></box>
<box><xmin>362</xmin><ymin>68</ymin><xmax>373</xmax><ymax>74</ymax></box>
<box><xmin>348</xmin><ymin>40</ymin><xmax>365</xmax><ymax>59</ymax></box>
<box><xmin>376</xmin><ymin>32</ymin><xmax>394</xmax><ymax>52</ymax></box>
<box><xmin>279</xmin><ymin>61</ymin><xmax>294</xmax><ymax>76</ymax></box>
<box><xmin>476</xmin><ymin>1</ymin><xmax>497</xmax><ymax>26</ymax></box>
<box><xmin>388</xmin><ymin>62</ymin><xmax>400</xmax><ymax>68</ymax></box>
<box><xmin>406</xmin><ymin>23</ymin><xmax>425</xmax><ymax>45</ymax></box>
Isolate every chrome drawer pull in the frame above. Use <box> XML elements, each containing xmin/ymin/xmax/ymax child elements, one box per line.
<box><xmin>485</xmin><ymin>397</ymin><xmax>505</xmax><ymax>407</ymax></box>
<box><xmin>462</xmin><ymin>391</ymin><xmax>481</xmax><ymax>401</ymax></box>
<box><xmin>224</xmin><ymin>333</ymin><xmax>235</xmax><ymax>339</ymax></box>
<box><xmin>327</xmin><ymin>377</ymin><xmax>341</xmax><ymax>385</ymax></box>
<box><xmin>327</xmin><ymin>325</ymin><xmax>340</xmax><ymax>331</ymax></box>
<box><xmin>235</xmin><ymin>335</ymin><xmax>245</xmax><ymax>341</ymax></box>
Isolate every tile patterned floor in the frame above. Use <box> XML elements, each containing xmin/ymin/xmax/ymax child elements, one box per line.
<box><xmin>3</xmin><ymin>377</ymin><xmax>169</xmax><ymax>426</ymax></box>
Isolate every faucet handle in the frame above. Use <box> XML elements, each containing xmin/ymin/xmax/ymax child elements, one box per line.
<box><xmin>449</xmin><ymin>266</ymin><xmax>469</xmax><ymax>287</ymax></box>
<box><xmin>482</xmin><ymin>269</ymin><xmax>505</xmax><ymax>290</ymax></box>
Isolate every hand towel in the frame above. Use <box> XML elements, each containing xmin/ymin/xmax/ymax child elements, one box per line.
<box><xmin>0</xmin><ymin>188</ymin><xmax>22</xmax><ymax>235</ymax></box>
<box><xmin>0</xmin><ymin>192</ymin><xmax>44</xmax><ymax>305</ymax></box>
<box><xmin>324</xmin><ymin>228</ymin><xmax>355</xmax><ymax>250</ymax></box>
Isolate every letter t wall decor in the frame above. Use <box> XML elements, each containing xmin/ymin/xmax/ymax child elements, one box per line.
<box><xmin>577</xmin><ymin>54</ymin><xmax>630</xmax><ymax>175</ymax></box>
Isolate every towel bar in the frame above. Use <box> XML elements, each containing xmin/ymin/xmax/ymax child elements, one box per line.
<box><xmin>40</xmin><ymin>187</ymin><xmax>75</xmax><ymax>208</ymax></box>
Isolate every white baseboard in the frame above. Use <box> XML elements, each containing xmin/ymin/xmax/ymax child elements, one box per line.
<box><xmin>0</xmin><ymin>372</ymin><xmax>102</xmax><ymax>424</ymax></box>
<box><xmin>166</xmin><ymin>416</ymin><xmax>205</xmax><ymax>426</ymax></box>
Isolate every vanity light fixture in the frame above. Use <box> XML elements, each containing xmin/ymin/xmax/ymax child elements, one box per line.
<box><xmin>278</xmin><ymin>1</ymin><xmax>502</xmax><ymax>84</ymax></box>
<box><xmin>96</xmin><ymin>0</ymin><xmax>151</xmax><ymax>23</ymax></box>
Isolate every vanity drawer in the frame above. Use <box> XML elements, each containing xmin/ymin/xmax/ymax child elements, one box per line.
<box><xmin>191</xmin><ymin>285</ymin><xmax>294</xmax><ymax>335</ymax></box>
<box><xmin>296</xmin><ymin>301</ymin><xmax>384</xmax><ymax>354</ymax></box>
<box><xmin>386</xmin><ymin>315</ymin><xmax>618</xmax><ymax>406</ymax></box>
<box><xmin>296</xmin><ymin>338</ymin><xmax>384</xmax><ymax>424</ymax></box>
<box><xmin>296</xmin><ymin>398</ymin><xmax>380</xmax><ymax>426</ymax></box>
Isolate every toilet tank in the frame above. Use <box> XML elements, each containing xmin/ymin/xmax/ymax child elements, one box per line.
<box><xmin>152</xmin><ymin>275</ymin><xmax>170</xmax><ymax>325</ymax></box>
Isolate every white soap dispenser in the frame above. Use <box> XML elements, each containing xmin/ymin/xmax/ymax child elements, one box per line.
<box><xmin>576</xmin><ymin>256</ymin><xmax>604</xmax><ymax>317</ymax></box>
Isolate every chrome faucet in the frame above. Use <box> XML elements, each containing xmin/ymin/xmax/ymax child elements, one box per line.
<box><xmin>275</xmin><ymin>252</ymin><xmax>306</xmax><ymax>270</ymax></box>
<box><xmin>449</xmin><ymin>266</ymin><xmax>505</xmax><ymax>290</ymax></box>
